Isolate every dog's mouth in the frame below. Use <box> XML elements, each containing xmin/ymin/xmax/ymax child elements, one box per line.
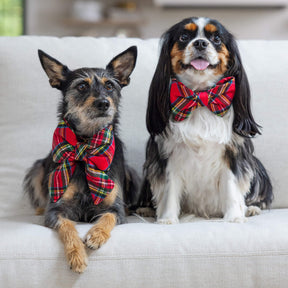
<box><xmin>181</xmin><ymin>57</ymin><xmax>218</xmax><ymax>71</ymax></box>
<box><xmin>97</xmin><ymin>112</ymin><xmax>111</xmax><ymax>118</ymax></box>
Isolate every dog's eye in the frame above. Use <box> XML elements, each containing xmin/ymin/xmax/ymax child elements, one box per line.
<box><xmin>211</xmin><ymin>34</ymin><xmax>221</xmax><ymax>45</ymax></box>
<box><xmin>77</xmin><ymin>82</ymin><xmax>89</xmax><ymax>92</ymax></box>
<box><xmin>179</xmin><ymin>34</ymin><xmax>189</xmax><ymax>43</ymax></box>
<box><xmin>104</xmin><ymin>81</ymin><xmax>114</xmax><ymax>91</ymax></box>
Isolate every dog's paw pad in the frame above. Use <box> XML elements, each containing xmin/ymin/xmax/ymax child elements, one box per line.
<box><xmin>84</xmin><ymin>229</ymin><xmax>109</xmax><ymax>250</ymax></box>
<box><xmin>246</xmin><ymin>206</ymin><xmax>261</xmax><ymax>217</ymax></box>
<box><xmin>136</xmin><ymin>207</ymin><xmax>155</xmax><ymax>218</ymax></box>
<box><xmin>157</xmin><ymin>218</ymin><xmax>179</xmax><ymax>225</ymax></box>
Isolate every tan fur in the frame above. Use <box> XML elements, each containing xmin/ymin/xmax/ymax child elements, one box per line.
<box><xmin>214</xmin><ymin>44</ymin><xmax>230</xmax><ymax>76</ymax></box>
<box><xmin>84</xmin><ymin>213</ymin><xmax>116</xmax><ymax>249</ymax></box>
<box><xmin>62</xmin><ymin>183</ymin><xmax>77</xmax><ymax>201</ymax></box>
<box><xmin>110</xmin><ymin>54</ymin><xmax>134</xmax><ymax>86</ymax></box>
<box><xmin>106</xmin><ymin>96</ymin><xmax>116</xmax><ymax>113</ymax></box>
<box><xmin>42</xmin><ymin>56</ymin><xmax>66</xmax><ymax>88</ymax></box>
<box><xmin>238</xmin><ymin>175</ymin><xmax>252</xmax><ymax>195</ymax></box>
<box><xmin>205</xmin><ymin>23</ymin><xmax>217</xmax><ymax>33</ymax></box>
<box><xmin>82</xmin><ymin>95</ymin><xmax>95</xmax><ymax>110</ymax></box>
<box><xmin>35</xmin><ymin>207</ymin><xmax>45</xmax><ymax>215</ymax></box>
<box><xmin>49</xmin><ymin>79</ymin><xmax>61</xmax><ymax>88</ymax></box>
<box><xmin>136</xmin><ymin>207</ymin><xmax>155</xmax><ymax>218</ymax></box>
<box><xmin>84</xmin><ymin>77</ymin><xmax>93</xmax><ymax>85</ymax></box>
<box><xmin>185</xmin><ymin>23</ymin><xmax>197</xmax><ymax>31</ymax></box>
<box><xmin>48</xmin><ymin>62</ymin><xmax>65</xmax><ymax>80</ymax></box>
<box><xmin>170</xmin><ymin>43</ymin><xmax>184</xmax><ymax>75</ymax></box>
<box><xmin>100</xmin><ymin>77</ymin><xmax>108</xmax><ymax>85</ymax></box>
<box><xmin>31</xmin><ymin>166</ymin><xmax>47</xmax><ymax>212</ymax></box>
<box><xmin>125</xmin><ymin>169</ymin><xmax>131</xmax><ymax>192</ymax></box>
<box><xmin>57</xmin><ymin>217</ymin><xmax>88</xmax><ymax>273</ymax></box>
<box><xmin>103</xmin><ymin>183</ymin><xmax>118</xmax><ymax>206</ymax></box>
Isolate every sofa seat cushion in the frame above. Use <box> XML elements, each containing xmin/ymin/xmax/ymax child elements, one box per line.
<box><xmin>0</xmin><ymin>209</ymin><xmax>287</xmax><ymax>288</ymax></box>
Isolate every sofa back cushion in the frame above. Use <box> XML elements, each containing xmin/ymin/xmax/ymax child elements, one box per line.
<box><xmin>0</xmin><ymin>37</ymin><xmax>287</xmax><ymax>217</ymax></box>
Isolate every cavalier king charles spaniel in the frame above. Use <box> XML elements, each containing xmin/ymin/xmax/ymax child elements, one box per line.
<box><xmin>138</xmin><ymin>17</ymin><xmax>273</xmax><ymax>224</ymax></box>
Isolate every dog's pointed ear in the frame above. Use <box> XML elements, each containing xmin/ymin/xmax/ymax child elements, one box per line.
<box><xmin>226</xmin><ymin>39</ymin><xmax>261</xmax><ymax>137</ymax></box>
<box><xmin>106</xmin><ymin>46</ymin><xmax>137</xmax><ymax>87</ymax></box>
<box><xmin>38</xmin><ymin>50</ymin><xmax>69</xmax><ymax>90</ymax></box>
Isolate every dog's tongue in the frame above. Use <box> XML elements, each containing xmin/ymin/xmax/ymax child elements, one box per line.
<box><xmin>190</xmin><ymin>59</ymin><xmax>210</xmax><ymax>70</ymax></box>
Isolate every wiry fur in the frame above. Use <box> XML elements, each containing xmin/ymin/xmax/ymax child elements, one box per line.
<box><xmin>23</xmin><ymin>46</ymin><xmax>139</xmax><ymax>272</ymax></box>
<box><xmin>138</xmin><ymin>17</ymin><xmax>273</xmax><ymax>224</ymax></box>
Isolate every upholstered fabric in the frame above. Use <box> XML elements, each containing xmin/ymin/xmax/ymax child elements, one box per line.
<box><xmin>0</xmin><ymin>36</ymin><xmax>288</xmax><ymax>287</ymax></box>
<box><xmin>0</xmin><ymin>210</ymin><xmax>288</xmax><ymax>288</ymax></box>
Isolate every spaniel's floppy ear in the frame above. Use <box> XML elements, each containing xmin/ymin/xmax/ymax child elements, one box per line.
<box><xmin>106</xmin><ymin>46</ymin><xmax>137</xmax><ymax>88</ymax></box>
<box><xmin>38</xmin><ymin>50</ymin><xmax>70</xmax><ymax>90</ymax></box>
<box><xmin>226</xmin><ymin>39</ymin><xmax>261</xmax><ymax>137</ymax></box>
<box><xmin>146</xmin><ymin>35</ymin><xmax>172</xmax><ymax>136</ymax></box>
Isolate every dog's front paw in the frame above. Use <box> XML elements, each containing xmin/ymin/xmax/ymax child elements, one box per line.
<box><xmin>136</xmin><ymin>207</ymin><xmax>155</xmax><ymax>218</ymax></box>
<box><xmin>246</xmin><ymin>206</ymin><xmax>261</xmax><ymax>217</ymax></box>
<box><xmin>223</xmin><ymin>205</ymin><xmax>247</xmax><ymax>223</ymax></box>
<box><xmin>84</xmin><ymin>228</ymin><xmax>110</xmax><ymax>250</ymax></box>
<box><xmin>223</xmin><ymin>213</ymin><xmax>247</xmax><ymax>223</ymax></box>
<box><xmin>66</xmin><ymin>242</ymin><xmax>88</xmax><ymax>273</ymax></box>
<box><xmin>157</xmin><ymin>217</ymin><xmax>179</xmax><ymax>225</ymax></box>
<box><xmin>227</xmin><ymin>216</ymin><xmax>247</xmax><ymax>223</ymax></box>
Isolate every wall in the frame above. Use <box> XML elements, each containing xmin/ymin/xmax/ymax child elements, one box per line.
<box><xmin>139</xmin><ymin>4</ymin><xmax>288</xmax><ymax>39</ymax></box>
<box><xmin>26</xmin><ymin>0</ymin><xmax>288</xmax><ymax>39</ymax></box>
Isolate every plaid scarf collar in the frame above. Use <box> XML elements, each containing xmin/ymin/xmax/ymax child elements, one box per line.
<box><xmin>170</xmin><ymin>76</ymin><xmax>236</xmax><ymax>121</ymax></box>
<box><xmin>48</xmin><ymin>119</ymin><xmax>115</xmax><ymax>205</ymax></box>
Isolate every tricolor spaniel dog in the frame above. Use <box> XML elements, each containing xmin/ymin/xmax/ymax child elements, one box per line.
<box><xmin>138</xmin><ymin>17</ymin><xmax>273</xmax><ymax>224</ymax></box>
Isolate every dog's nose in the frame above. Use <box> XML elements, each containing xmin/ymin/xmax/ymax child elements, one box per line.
<box><xmin>193</xmin><ymin>39</ymin><xmax>209</xmax><ymax>51</ymax></box>
<box><xmin>95</xmin><ymin>99</ymin><xmax>110</xmax><ymax>111</ymax></box>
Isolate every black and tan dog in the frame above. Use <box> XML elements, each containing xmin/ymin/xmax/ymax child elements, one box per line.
<box><xmin>23</xmin><ymin>46</ymin><xmax>138</xmax><ymax>273</ymax></box>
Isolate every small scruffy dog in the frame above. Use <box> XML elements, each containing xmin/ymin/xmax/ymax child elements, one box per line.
<box><xmin>24</xmin><ymin>46</ymin><xmax>138</xmax><ymax>272</ymax></box>
<box><xmin>138</xmin><ymin>17</ymin><xmax>273</xmax><ymax>224</ymax></box>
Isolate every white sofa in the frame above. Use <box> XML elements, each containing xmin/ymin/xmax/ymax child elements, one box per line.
<box><xmin>0</xmin><ymin>36</ymin><xmax>288</xmax><ymax>288</ymax></box>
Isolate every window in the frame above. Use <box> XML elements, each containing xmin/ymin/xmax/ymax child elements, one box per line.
<box><xmin>0</xmin><ymin>0</ymin><xmax>25</xmax><ymax>36</ymax></box>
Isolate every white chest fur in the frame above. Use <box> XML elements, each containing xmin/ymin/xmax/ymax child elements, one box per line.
<box><xmin>157</xmin><ymin>107</ymin><xmax>235</xmax><ymax>218</ymax></box>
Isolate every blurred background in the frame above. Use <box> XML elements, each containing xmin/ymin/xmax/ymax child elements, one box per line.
<box><xmin>1</xmin><ymin>0</ymin><xmax>288</xmax><ymax>39</ymax></box>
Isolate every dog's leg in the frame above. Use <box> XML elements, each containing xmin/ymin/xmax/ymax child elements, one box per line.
<box><xmin>23</xmin><ymin>159</ymin><xmax>48</xmax><ymax>214</ymax></box>
<box><xmin>45</xmin><ymin>180</ymin><xmax>88</xmax><ymax>273</ymax></box>
<box><xmin>84</xmin><ymin>184</ymin><xmax>125</xmax><ymax>249</ymax></box>
<box><xmin>57</xmin><ymin>216</ymin><xmax>88</xmax><ymax>273</ymax></box>
<box><xmin>222</xmin><ymin>170</ymin><xmax>247</xmax><ymax>223</ymax></box>
<box><xmin>84</xmin><ymin>212</ymin><xmax>117</xmax><ymax>249</ymax></box>
<box><xmin>155</xmin><ymin>173</ymin><xmax>182</xmax><ymax>225</ymax></box>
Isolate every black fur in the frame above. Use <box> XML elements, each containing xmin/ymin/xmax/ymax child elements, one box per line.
<box><xmin>137</xmin><ymin>137</ymin><xmax>167</xmax><ymax>209</ymax></box>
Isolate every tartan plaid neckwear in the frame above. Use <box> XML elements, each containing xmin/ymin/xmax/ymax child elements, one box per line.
<box><xmin>170</xmin><ymin>76</ymin><xmax>235</xmax><ymax>121</ymax></box>
<box><xmin>48</xmin><ymin>119</ymin><xmax>115</xmax><ymax>205</ymax></box>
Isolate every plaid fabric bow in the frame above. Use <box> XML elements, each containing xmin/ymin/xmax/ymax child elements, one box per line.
<box><xmin>48</xmin><ymin>119</ymin><xmax>115</xmax><ymax>205</ymax></box>
<box><xmin>170</xmin><ymin>76</ymin><xmax>236</xmax><ymax>121</ymax></box>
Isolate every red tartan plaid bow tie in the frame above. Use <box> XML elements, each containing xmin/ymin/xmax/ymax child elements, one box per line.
<box><xmin>48</xmin><ymin>119</ymin><xmax>115</xmax><ymax>205</ymax></box>
<box><xmin>170</xmin><ymin>76</ymin><xmax>236</xmax><ymax>121</ymax></box>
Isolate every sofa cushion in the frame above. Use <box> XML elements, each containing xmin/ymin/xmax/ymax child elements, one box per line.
<box><xmin>0</xmin><ymin>209</ymin><xmax>287</xmax><ymax>288</ymax></box>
